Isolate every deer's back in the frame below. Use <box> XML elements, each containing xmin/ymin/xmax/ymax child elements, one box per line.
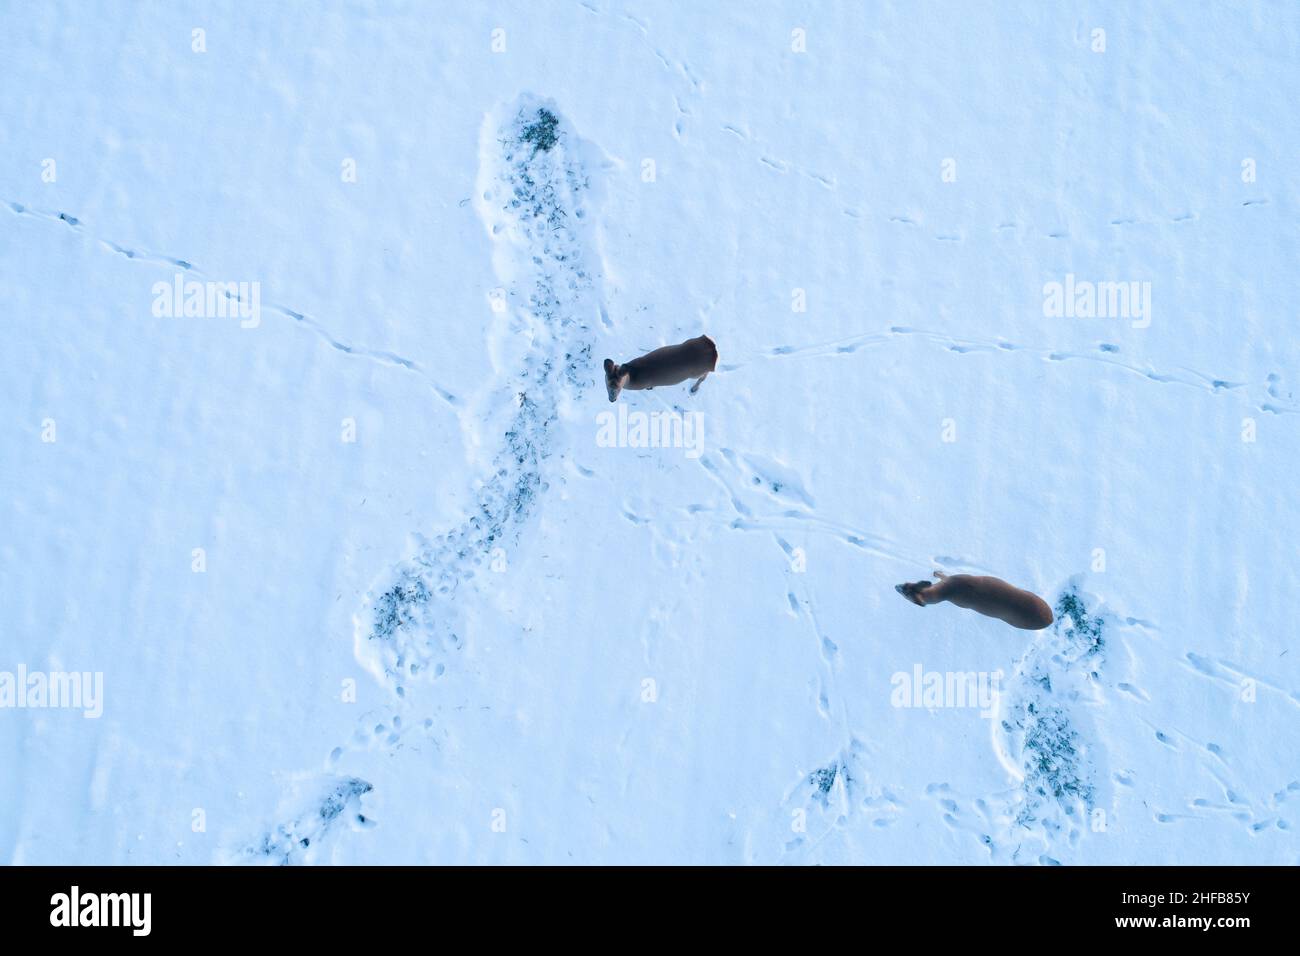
<box><xmin>945</xmin><ymin>575</ymin><xmax>1054</xmax><ymax>630</ymax></box>
<box><xmin>625</xmin><ymin>335</ymin><xmax>717</xmax><ymax>387</ymax></box>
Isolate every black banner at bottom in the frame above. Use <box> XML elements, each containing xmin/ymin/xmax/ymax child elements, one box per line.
<box><xmin>0</xmin><ymin>865</ymin><xmax>1282</xmax><ymax>941</ymax></box>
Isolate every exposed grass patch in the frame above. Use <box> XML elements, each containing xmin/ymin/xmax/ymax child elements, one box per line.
<box><xmin>521</xmin><ymin>108</ymin><xmax>560</xmax><ymax>154</ymax></box>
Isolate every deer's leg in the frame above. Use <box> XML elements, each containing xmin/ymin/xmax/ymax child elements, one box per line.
<box><xmin>915</xmin><ymin>576</ymin><xmax>962</xmax><ymax>606</ymax></box>
<box><xmin>690</xmin><ymin>372</ymin><xmax>709</xmax><ymax>394</ymax></box>
<box><xmin>925</xmin><ymin>574</ymin><xmax>983</xmax><ymax>608</ymax></box>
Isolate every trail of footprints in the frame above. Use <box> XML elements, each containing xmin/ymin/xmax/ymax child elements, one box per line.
<box><xmin>724</xmin><ymin>190</ymin><xmax>1292</xmax><ymax>415</ymax></box>
<box><xmin>1152</xmin><ymin>648</ymin><xmax>1300</xmax><ymax>835</ymax></box>
<box><xmin>855</xmin><ymin>195</ymin><xmax>1272</xmax><ymax>239</ymax></box>
<box><xmin>655</xmin><ymin>433</ymin><xmax>981</xmax><ymax>863</ymax></box>
<box><xmin>678</xmin><ymin>441</ymin><xmax>927</xmax><ymax>568</ymax></box>
<box><xmin>2</xmin><ymin>199</ymin><xmax>457</xmax><ymax>405</ymax></box>
<box><xmin>228</xmin><ymin>777</ymin><xmax>374</xmax><ymax>865</ymax></box>
<box><xmin>753</xmin><ymin>324</ymin><xmax>1295</xmax><ymax>415</ymax></box>
<box><xmin>576</xmin><ymin>1</ymin><xmax>703</xmax><ymax>143</ymax></box>
<box><xmin>1182</xmin><ymin>651</ymin><xmax>1300</xmax><ymax>708</ymax></box>
<box><xmin>718</xmin><ymin>122</ymin><xmax>838</xmax><ymax>190</ymax></box>
<box><xmin>673</xmin><ymin>440</ymin><xmax>919</xmax><ymax>860</ymax></box>
<box><xmin>1134</xmin><ymin>730</ymin><xmax>1297</xmax><ymax>836</ymax></box>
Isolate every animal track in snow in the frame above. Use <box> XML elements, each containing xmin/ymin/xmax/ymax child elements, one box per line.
<box><xmin>922</xmin><ymin>782</ymin><xmax>1023</xmax><ymax>861</ymax></box>
<box><xmin>716</xmin><ymin>447</ymin><xmax>815</xmax><ymax>509</ymax></box>
<box><xmin>780</xmin><ymin>737</ymin><xmax>904</xmax><ymax>860</ymax></box>
<box><xmin>1170</xmin><ymin>762</ymin><xmax>1296</xmax><ymax>835</ymax></box>
<box><xmin>579</xmin><ymin>3</ymin><xmax>702</xmax><ymax>139</ymax></box>
<box><xmin>231</xmin><ymin>776</ymin><xmax>373</xmax><ymax>865</ymax></box>
<box><xmin>716</xmin><ymin>122</ymin><xmax>837</xmax><ymax>190</ymax></box>
<box><xmin>1262</xmin><ymin>371</ymin><xmax>1299</xmax><ymax>414</ymax></box>
<box><xmin>754</xmin><ymin>321</ymin><xmax>1289</xmax><ymax>416</ymax></box>
<box><xmin>1182</xmin><ymin>652</ymin><xmax>1300</xmax><ymax>706</ymax></box>
<box><xmin>750</xmin><ymin>323</ymin><xmax>1272</xmax><ymax>406</ymax></box>
<box><xmin>3</xmin><ymin>199</ymin><xmax>456</xmax><ymax>405</ymax></box>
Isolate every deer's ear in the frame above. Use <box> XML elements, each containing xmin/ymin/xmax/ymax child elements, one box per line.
<box><xmin>603</xmin><ymin>358</ymin><xmax>615</xmax><ymax>375</ymax></box>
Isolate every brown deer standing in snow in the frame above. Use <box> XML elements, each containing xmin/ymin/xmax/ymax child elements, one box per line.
<box><xmin>896</xmin><ymin>571</ymin><xmax>1054</xmax><ymax>631</ymax></box>
<box><xmin>603</xmin><ymin>335</ymin><xmax>718</xmax><ymax>403</ymax></box>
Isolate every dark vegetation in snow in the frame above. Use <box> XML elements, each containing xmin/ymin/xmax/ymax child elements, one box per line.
<box><xmin>250</xmin><ymin>777</ymin><xmax>373</xmax><ymax>865</ymax></box>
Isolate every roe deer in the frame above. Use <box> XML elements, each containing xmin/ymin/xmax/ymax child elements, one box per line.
<box><xmin>603</xmin><ymin>335</ymin><xmax>718</xmax><ymax>403</ymax></box>
<box><xmin>896</xmin><ymin>571</ymin><xmax>1054</xmax><ymax>631</ymax></box>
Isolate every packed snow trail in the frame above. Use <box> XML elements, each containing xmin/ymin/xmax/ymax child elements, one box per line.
<box><xmin>239</xmin><ymin>97</ymin><xmax>610</xmax><ymax>862</ymax></box>
<box><xmin>989</xmin><ymin>584</ymin><xmax>1109</xmax><ymax>864</ymax></box>
<box><xmin>352</xmin><ymin>97</ymin><xmax>606</xmax><ymax>691</ymax></box>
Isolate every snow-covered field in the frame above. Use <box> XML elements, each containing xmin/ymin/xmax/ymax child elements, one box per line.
<box><xmin>2</xmin><ymin>1</ymin><xmax>1296</xmax><ymax>865</ymax></box>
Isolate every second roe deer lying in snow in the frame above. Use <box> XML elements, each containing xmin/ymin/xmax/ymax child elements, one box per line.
<box><xmin>603</xmin><ymin>335</ymin><xmax>718</xmax><ymax>403</ymax></box>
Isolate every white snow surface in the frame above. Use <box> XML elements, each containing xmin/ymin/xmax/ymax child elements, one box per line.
<box><xmin>1</xmin><ymin>1</ymin><xmax>1297</xmax><ymax>864</ymax></box>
